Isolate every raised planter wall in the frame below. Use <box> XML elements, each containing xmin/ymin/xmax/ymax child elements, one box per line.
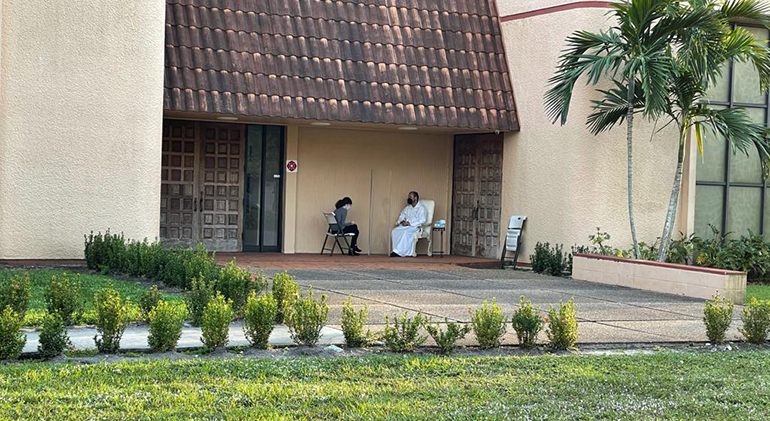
<box><xmin>572</xmin><ymin>254</ymin><xmax>746</xmax><ymax>304</ymax></box>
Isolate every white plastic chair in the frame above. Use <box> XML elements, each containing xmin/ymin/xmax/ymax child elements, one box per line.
<box><xmin>391</xmin><ymin>199</ymin><xmax>435</xmax><ymax>257</ymax></box>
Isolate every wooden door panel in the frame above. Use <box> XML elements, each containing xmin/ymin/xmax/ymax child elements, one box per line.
<box><xmin>451</xmin><ymin>136</ymin><xmax>477</xmax><ymax>256</ymax></box>
<box><xmin>451</xmin><ymin>134</ymin><xmax>503</xmax><ymax>259</ymax></box>
<box><xmin>475</xmin><ymin>135</ymin><xmax>503</xmax><ymax>259</ymax></box>
<box><xmin>200</xmin><ymin>124</ymin><xmax>244</xmax><ymax>252</ymax></box>
<box><xmin>160</xmin><ymin>121</ymin><xmax>198</xmax><ymax>248</ymax></box>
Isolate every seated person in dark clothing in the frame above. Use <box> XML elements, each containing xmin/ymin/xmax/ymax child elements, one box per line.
<box><xmin>334</xmin><ymin>197</ymin><xmax>361</xmax><ymax>256</ymax></box>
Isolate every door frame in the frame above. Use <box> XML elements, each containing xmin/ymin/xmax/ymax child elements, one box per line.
<box><xmin>450</xmin><ymin>132</ymin><xmax>504</xmax><ymax>258</ymax></box>
<box><xmin>242</xmin><ymin>124</ymin><xmax>285</xmax><ymax>252</ymax></box>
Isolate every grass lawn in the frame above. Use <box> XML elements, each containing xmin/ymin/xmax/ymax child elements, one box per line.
<box><xmin>1</xmin><ymin>352</ymin><xmax>770</xmax><ymax>420</ymax></box>
<box><xmin>0</xmin><ymin>269</ymin><xmax>184</xmax><ymax>326</ymax></box>
<box><xmin>747</xmin><ymin>284</ymin><xmax>770</xmax><ymax>301</ymax></box>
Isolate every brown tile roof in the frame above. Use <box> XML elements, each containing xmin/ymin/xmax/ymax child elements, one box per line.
<box><xmin>164</xmin><ymin>0</ymin><xmax>519</xmax><ymax>131</ymax></box>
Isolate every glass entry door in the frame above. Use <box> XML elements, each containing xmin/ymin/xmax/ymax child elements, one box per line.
<box><xmin>243</xmin><ymin>125</ymin><xmax>284</xmax><ymax>252</ymax></box>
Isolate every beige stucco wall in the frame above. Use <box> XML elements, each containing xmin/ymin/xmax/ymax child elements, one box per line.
<box><xmin>291</xmin><ymin>127</ymin><xmax>453</xmax><ymax>254</ymax></box>
<box><xmin>0</xmin><ymin>1</ymin><xmax>166</xmax><ymax>259</ymax></box>
<box><xmin>498</xmin><ymin>1</ymin><xmax>691</xmax><ymax>261</ymax></box>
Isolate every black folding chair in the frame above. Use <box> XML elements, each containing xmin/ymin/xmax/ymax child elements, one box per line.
<box><xmin>320</xmin><ymin>212</ymin><xmax>354</xmax><ymax>256</ymax></box>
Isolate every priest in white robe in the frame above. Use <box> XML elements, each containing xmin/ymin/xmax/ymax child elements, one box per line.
<box><xmin>390</xmin><ymin>191</ymin><xmax>428</xmax><ymax>257</ymax></box>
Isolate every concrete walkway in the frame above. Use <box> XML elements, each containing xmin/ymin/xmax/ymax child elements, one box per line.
<box><xmin>255</xmin><ymin>267</ymin><xmax>742</xmax><ymax>344</ymax></box>
<box><xmin>23</xmin><ymin>323</ymin><xmax>345</xmax><ymax>355</ymax></box>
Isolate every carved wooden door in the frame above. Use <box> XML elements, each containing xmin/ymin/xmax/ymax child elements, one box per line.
<box><xmin>199</xmin><ymin>123</ymin><xmax>245</xmax><ymax>252</ymax></box>
<box><xmin>160</xmin><ymin>120</ymin><xmax>198</xmax><ymax>248</ymax></box>
<box><xmin>451</xmin><ymin>134</ymin><xmax>503</xmax><ymax>259</ymax></box>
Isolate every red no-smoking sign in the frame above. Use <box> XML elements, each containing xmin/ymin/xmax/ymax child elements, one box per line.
<box><xmin>286</xmin><ymin>159</ymin><xmax>298</xmax><ymax>173</ymax></box>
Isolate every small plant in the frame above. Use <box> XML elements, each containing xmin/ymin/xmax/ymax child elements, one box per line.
<box><xmin>425</xmin><ymin>319</ymin><xmax>471</xmax><ymax>355</ymax></box>
<box><xmin>286</xmin><ymin>288</ymin><xmax>329</xmax><ymax>347</ymax></box>
<box><xmin>530</xmin><ymin>242</ymin><xmax>550</xmax><ymax>274</ymax></box>
<box><xmin>44</xmin><ymin>274</ymin><xmax>83</xmax><ymax>326</ymax></box>
<box><xmin>380</xmin><ymin>312</ymin><xmax>428</xmax><ymax>352</ymax></box>
<box><xmin>471</xmin><ymin>299</ymin><xmax>507</xmax><ymax>349</ymax></box>
<box><xmin>200</xmin><ymin>293</ymin><xmax>233</xmax><ymax>349</ymax></box>
<box><xmin>38</xmin><ymin>312</ymin><xmax>71</xmax><ymax>359</ymax></box>
<box><xmin>243</xmin><ymin>292</ymin><xmax>278</xmax><ymax>349</ymax></box>
<box><xmin>93</xmin><ymin>285</ymin><xmax>129</xmax><ymax>353</ymax></box>
<box><xmin>148</xmin><ymin>301</ymin><xmax>187</xmax><ymax>352</ymax></box>
<box><xmin>341</xmin><ymin>297</ymin><xmax>371</xmax><ymax>348</ymax></box>
<box><xmin>511</xmin><ymin>296</ymin><xmax>545</xmax><ymax>348</ymax></box>
<box><xmin>0</xmin><ymin>272</ymin><xmax>31</xmax><ymax>319</ymax></box>
<box><xmin>216</xmin><ymin>260</ymin><xmax>266</xmax><ymax>317</ymax></box>
<box><xmin>186</xmin><ymin>275</ymin><xmax>214</xmax><ymax>327</ymax></box>
<box><xmin>139</xmin><ymin>285</ymin><xmax>163</xmax><ymax>322</ymax></box>
<box><xmin>546</xmin><ymin>244</ymin><xmax>568</xmax><ymax>276</ymax></box>
<box><xmin>546</xmin><ymin>299</ymin><xmax>578</xmax><ymax>350</ymax></box>
<box><xmin>272</xmin><ymin>272</ymin><xmax>299</xmax><ymax>324</ymax></box>
<box><xmin>703</xmin><ymin>294</ymin><xmax>734</xmax><ymax>345</ymax></box>
<box><xmin>0</xmin><ymin>307</ymin><xmax>25</xmax><ymax>360</ymax></box>
<box><xmin>740</xmin><ymin>297</ymin><xmax>770</xmax><ymax>345</ymax></box>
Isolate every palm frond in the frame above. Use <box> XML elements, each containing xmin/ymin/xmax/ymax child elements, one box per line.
<box><xmin>697</xmin><ymin>106</ymin><xmax>770</xmax><ymax>176</ymax></box>
<box><xmin>719</xmin><ymin>0</ymin><xmax>770</xmax><ymax>27</ymax></box>
<box><xmin>544</xmin><ymin>30</ymin><xmax>624</xmax><ymax>124</ymax></box>
<box><xmin>586</xmin><ymin>80</ymin><xmax>645</xmax><ymax>134</ymax></box>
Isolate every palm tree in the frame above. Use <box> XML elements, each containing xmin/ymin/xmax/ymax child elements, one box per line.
<box><xmin>545</xmin><ymin>0</ymin><xmax>711</xmax><ymax>259</ymax></box>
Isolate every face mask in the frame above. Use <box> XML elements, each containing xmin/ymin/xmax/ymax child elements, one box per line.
<box><xmin>407</xmin><ymin>198</ymin><xmax>414</xmax><ymax>205</ymax></box>
<box><xmin>345</xmin><ymin>204</ymin><xmax>351</xmax><ymax>210</ymax></box>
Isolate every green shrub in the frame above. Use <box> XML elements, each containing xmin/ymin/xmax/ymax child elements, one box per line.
<box><xmin>740</xmin><ymin>297</ymin><xmax>770</xmax><ymax>345</ymax></box>
<box><xmin>141</xmin><ymin>242</ymin><xmax>169</xmax><ymax>280</ymax></box>
<box><xmin>44</xmin><ymin>274</ymin><xmax>83</xmax><ymax>326</ymax></box>
<box><xmin>546</xmin><ymin>244</ymin><xmax>568</xmax><ymax>276</ymax></box>
<box><xmin>243</xmin><ymin>292</ymin><xmax>278</xmax><ymax>349</ymax></box>
<box><xmin>530</xmin><ymin>242</ymin><xmax>550</xmax><ymax>274</ymax></box>
<box><xmin>38</xmin><ymin>312</ymin><xmax>71</xmax><ymax>359</ymax></box>
<box><xmin>380</xmin><ymin>312</ymin><xmax>428</xmax><ymax>352</ymax></box>
<box><xmin>471</xmin><ymin>299</ymin><xmax>507</xmax><ymax>349</ymax></box>
<box><xmin>216</xmin><ymin>260</ymin><xmax>266</xmax><ymax>317</ymax></box>
<box><xmin>546</xmin><ymin>299</ymin><xmax>578</xmax><ymax>350</ymax></box>
<box><xmin>139</xmin><ymin>285</ymin><xmax>162</xmax><ymax>322</ymax></box>
<box><xmin>511</xmin><ymin>296</ymin><xmax>545</xmax><ymax>348</ymax></box>
<box><xmin>93</xmin><ymin>285</ymin><xmax>129</xmax><ymax>353</ymax></box>
<box><xmin>125</xmin><ymin>239</ymin><xmax>158</xmax><ymax>278</ymax></box>
<box><xmin>272</xmin><ymin>272</ymin><xmax>299</xmax><ymax>324</ymax></box>
<box><xmin>186</xmin><ymin>276</ymin><xmax>214</xmax><ymax>327</ymax></box>
<box><xmin>183</xmin><ymin>244</ymin><xmax>219</xmax><ymax>289</ymax></box>
<box><xmin>200</xmin><ymin>293</ymin><xmax>233</xmax><ymax>349</ymax></box>
<box><xmin>341</xmin><ymin>296</ymin><xmax>371</xmax><ymax>348</ymax></box>
<box><xmin>425</xmin><ymin>319</ymin><xmax>471</xmax><ymax>355</ymax></box>
<box><xmin>703</xmin><ymin>294</ymin><xmax>734</xmax><ymax>344</ymax></box>
<box><xmin>0</xmin><ymin>272</ymin><xmax>31</xmax><ymax>318</ymax></box>
<box><xmin>85</xmin><ymin>230</ymin><xmax>130</xmax><ymax>274</ymax></box>
<box><xmin>530</xmin><ymin>243</ymin><xmax>568</xmax><ymax>276</ymax></box>
<box><xmin>286</xmin><ymin>288</ymin><xmax>328</xmax><ymax>347</ymax></box>
<box><xmin>0</xmin><ymin>307</ymin><xmax>25</xmax><ymax>360</ymax></box>
<box><xmin>148</xmin><ymin>301</ymin><xmax>187</xmax><ymax>352</ymax></box>
<box><xmin>158</xmin><ymin>248</ymin><xmax>189</xmax><ymax>288</ymax></box>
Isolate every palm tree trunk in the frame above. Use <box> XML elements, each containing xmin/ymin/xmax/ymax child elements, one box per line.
<box><xmin>626</xmin><ymin>78</ymin><xmax>640</xmax><ymax>259</ymax></box>
<box><xmin>657</xmin><ymin>135</ymin><xmax>686</xmax><ymax>262</ymax></box>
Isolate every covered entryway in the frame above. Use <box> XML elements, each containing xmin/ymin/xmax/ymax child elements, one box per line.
<box><xmin>160</xmin><ymin>119</ymin><xmax>284</xmax><ymax>252</ymax></box>
<box><xmin>451</xmin><ymin>134</ymin><xmax>504</xmax><ymax>259</ymax></box>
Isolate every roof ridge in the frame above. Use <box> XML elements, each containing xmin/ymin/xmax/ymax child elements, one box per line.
<box><xmin>166</xmin><ymin>0</ymin><xmax>498</xmax><ymax>21</ymax></box>
<box><xmin>167</xmin><ymin>1</ymin><xmax>500</xmax><ymax>35</ymax></box>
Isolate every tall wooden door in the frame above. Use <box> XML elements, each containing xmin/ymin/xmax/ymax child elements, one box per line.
<box><xmin>199</xmin><ymin>124</ymin><xmax>245</xmax><ymax>252</ymax></box>
<box><xmin>160</xmin><ymin>120</ymin><xmax>198</xmax><ymax>248</ymax></box>
<box><xmin>451</xmin><ymin>134</ymin><xmax>503</xmax><ymax>259</ymax></box>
